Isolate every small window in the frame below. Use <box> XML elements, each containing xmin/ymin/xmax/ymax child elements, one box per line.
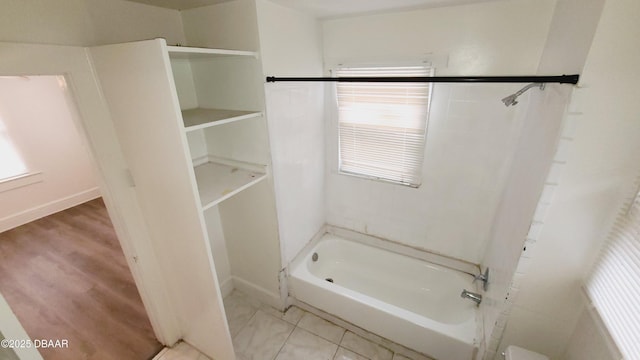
<box><xmin>335</xmin><ymin>65</ymin><xmax>433</xmax><ymax>187</ymax></box>
<box><xmin>586</xmin><ymin>188</ymin><xmax>640</xmax><ymax>358</ymax></box>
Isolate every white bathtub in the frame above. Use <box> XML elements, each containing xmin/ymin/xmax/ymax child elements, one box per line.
<box><xmin>289</xmin><ymin>233</ymin><xmax>478</xmax><ymax>360</ymax></box>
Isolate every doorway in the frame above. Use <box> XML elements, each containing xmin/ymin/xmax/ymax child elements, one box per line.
<box><xmin>0</xmin><ymin>75</ymin><xmax>162</xmax><ymax>359</ymax></box>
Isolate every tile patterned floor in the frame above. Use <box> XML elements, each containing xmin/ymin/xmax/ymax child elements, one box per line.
<box><xmin>154</xmin><ymin>290</ymin><xmax>433</xmax><ymax>360</ymax></box>
<box><xmin>152</xmin><ymin>341</ymin><xmax>210</xmax><ymax>360</ymax></box>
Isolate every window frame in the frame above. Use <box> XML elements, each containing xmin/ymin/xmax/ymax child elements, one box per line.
<box><xmin>333</xmin><ymin>62</ymin><xmax>434</xmax><ymax>187</ymax></box>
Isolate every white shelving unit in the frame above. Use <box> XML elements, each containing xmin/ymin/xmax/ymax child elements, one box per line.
<box><xmin>89</xmin><ymin>39</ymin><xmax>282</xmax><ymax>360</ymax></box>
<box><xmin>167</xmin><ymin>45</ymin><xmax>257</xmax><ymax>59</ymax></box>
<box><xmin>167</xmin><ymin>40</ymin><xmax>282</xmax><ymax>313</ymax></box>
<box><xmin>169</xmin><ymin>44</ymin><xmax>270</xmax><ymax>209</ymax></box>
<box><xmin>182</xmin><ymin>108</ymin><xmax>262</xmax><ymax>132</ymax></box>
<box><xmin>194</xmin><ymin>161</ymin><xmax>266</xmax><ymax>210</ymax></box>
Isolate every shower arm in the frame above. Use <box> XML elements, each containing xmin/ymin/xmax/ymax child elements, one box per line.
<box><xmin>514</xmin><ymin>83</ymin><xmax>545</xmax><ymax>97</ymax></box>
<box><xmin>501</xmin><ymin>82</ymin><xmax>546</xmax><ymax>107</ymax></box>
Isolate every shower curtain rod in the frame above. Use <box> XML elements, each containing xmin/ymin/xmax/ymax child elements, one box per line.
<box><xmin>265</xmin><ymin>74</ymin><xmax>580</xmax><ymax>84</ymax></box>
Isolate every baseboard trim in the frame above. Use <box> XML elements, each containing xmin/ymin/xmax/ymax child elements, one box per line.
<box><xmin>219</xmin><ymin>277</ymin><xmax>234</xmax><ymax>299</ymax></box>
<box><xmin>0</xmin><ymin>187</ymin><xmax>101</xmax><ymax>233</ymax></box>
<box><xmin>232</xmin><ymin>276</ymin><xmax>282</xmax><ymax>309</ymax></box>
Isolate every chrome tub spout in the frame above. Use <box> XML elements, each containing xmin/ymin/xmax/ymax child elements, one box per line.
<box><xmin>461</xmin><ymin>289</ymin><xmax>482</xmax><ymax>305</ymax></box>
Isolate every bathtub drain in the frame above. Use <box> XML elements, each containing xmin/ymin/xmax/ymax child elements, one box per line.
<box><xmin>325</xmin><ymin>278</ymin><xmax>334</xmax><ymax>283</ymax></box>
<box><xmin>312</xmin><ymin>252</ymin><xmax>318</xmax><ymax>262</ymax></box>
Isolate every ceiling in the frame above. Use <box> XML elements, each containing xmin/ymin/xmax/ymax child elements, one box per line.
<box><xmin>124</xmin><ymin>0</ymin><xmax>499</xmax><ymax>17</ymax></box>
<box><xmin>267</xmin><ymin>0</ymin><xmax>499</xmax><ymax>18</ymax></box>
<box><xmin>124</xmin><ymin>0</ymin><xmax>229</xmax><ymax>10</ymax></box>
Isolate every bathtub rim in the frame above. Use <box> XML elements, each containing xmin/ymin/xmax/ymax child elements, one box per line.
<box><xmin>287</xmin><ymin>226</ymin><xmax>480</xmax><ymax>288</ymax></box>
<box><xmin>296</xmin><ymin>225</ymin><xmax>481</xmax><ymax>277</ymax></box>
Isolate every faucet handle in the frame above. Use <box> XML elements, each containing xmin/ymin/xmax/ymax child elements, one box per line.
<box><xmin>473</xmin><ymin>268</ymin><xmax>490</xmax><ymax>291</ymax></box>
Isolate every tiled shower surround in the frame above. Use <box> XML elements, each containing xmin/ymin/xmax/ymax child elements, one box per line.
<box><xmin>480</xmin><ymin>84</ymin><xmax>576</xmax><ymax>360</ymax></box>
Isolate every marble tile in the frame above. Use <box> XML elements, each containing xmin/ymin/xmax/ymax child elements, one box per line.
<box><xmin>341</xmin><ymin>332</ymin><xmax>392</xmax><ymax>360</ymax></box>
<box><xmin>297</xmin><ymin>312</ymin><xmax>346</xmax><ymax>344</ymax></box>
<box><xmin>156</xmin><ymin>342</ymin><xmax>207</xmax><ymax>360</ymax></box>
<box><xmin>261</xmin><ymin>304</ymin><xmax>306</xmax><ymax>325</ymax></box>
<box><xmin>391</xmin><ymin>349</ymin><xmax>433</xmax><ymax>360</ymax></box>
<box><xmin>233</xmin><ymin>310</ymin><xmax>295</xmax><ymax>360</ymax></box>
<box><xmin>225</xmin><ymin>289</ymin><xmax>262</xmax><ymax>308</ymax></box>
<box><xmin>224</xmin><ymin>290</ymin><xmax>261</xmax><ymax>337</ymax></box>
<box><xmin>153</xmin><ymin>348</ymin><xmax>170</xmax><ymax>360</ymax></box>
<box><xmin>295</xmin><ymin>301</ymin><xmax>431</xmax><ymax>359</ymax></box>
<box><xmin>275</xmin><ymin>327</ymin><xmax>338</xmax><ymax>360</ymax></box>
<box><xmin>334</xmin><ymin>347</ymin><xmax>370</xmax><ymax>360</ymax></box>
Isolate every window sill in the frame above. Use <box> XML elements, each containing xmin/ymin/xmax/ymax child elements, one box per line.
<box><xmin>338</xmin><ymin>170</ymin><xmax>421</xmax><ymax>188</ymax></box>
<box><xmin>0</xmin><ymin>172</ymin><xmax>43</xmax><ymax>194</ymax></box>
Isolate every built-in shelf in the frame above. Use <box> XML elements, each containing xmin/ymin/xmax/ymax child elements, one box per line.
<box><xmin>167</xmin><ymin>46</ymin><xmax>258</xmax><ymax>59</ymax></box>
<box><xmin>182</xmin><ymin>108</ymin><xmax>262</xmax><ymax>132</ymax></box>
<box><xmin>194</xmin><ymin>161</ymin><xmax>266</xmax><ymax>210</ymax></box>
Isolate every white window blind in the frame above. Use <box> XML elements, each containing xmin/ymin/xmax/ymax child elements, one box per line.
<box><xmin>336</xmin><ymin>65</ymin><xmax>432</xmax><ymax>187</ymax></box>
<box><xmin>587</xmin><ymin>189</ymin><xmax>640</xmax><ymax>359</ymax></box>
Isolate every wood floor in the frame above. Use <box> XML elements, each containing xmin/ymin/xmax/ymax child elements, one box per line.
<box><xmin>0</xmin><ymin>198</ymin><xmax>163</xmax><ymax>360</ymax></box>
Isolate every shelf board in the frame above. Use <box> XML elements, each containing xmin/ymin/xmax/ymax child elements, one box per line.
<box><xmin>182</xmin><ymin>108</ymin><xmax>262</xmax><ymax>132</ymax></box>
<box><xmin>167</xmin><ymin>46</ymin><xmax>258</xmax><ymax>59</ymax></box>
<box><xmin>194</xmin><ymin>161</ymin><xmax>266</xmax><ymax>210</ymax></box>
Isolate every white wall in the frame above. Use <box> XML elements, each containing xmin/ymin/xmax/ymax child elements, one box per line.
<box><xmin>0</xmin><ymin>0</ymin><xmax>185</xmax><ymax>46</ymax></box>
<box><xmin>563</xmin><ymin>307</ymin><xmax>620</xmax><ymax>360</ymax></box>
<box><xmin>322</xmin><ymin>0</ymin><xmax>554</xmax><ymax>76</ymax></box>
<box><xmin>0</xmin><ymin>76</ymin><xmax>99</xmax><ymax>232</ymax></box>
<box><xmin>322</xmin><ymin>0</ymin><xmax>556</xmax><ymax>263</ymax></box>
<box><xmin>256</xmin><ymin>0</ymin><xmax>326</xmax><ymax>264</ymax></box>
<box><xmin>484</xmin><ymin>0</ymin><xmax>640</xmax><ymax>358</ymax></box>
<box><xmin>84</xmin><ymin>0</ymin><xmax>186</xmax><ymax>46</ymax></box>
<box><xmin>181</xmin><ymin>0</ymin><xmax>260</xmax><ymax>51</ymax></box>
<box><xmin>503</xmin><ymin>0</ymin><xmax>640</xmax><ymax>355</ymax></box>
<box><xmin>536</xmin><ymin>0</ymin><xmax>606</xmax><ymax>75</ymax></box>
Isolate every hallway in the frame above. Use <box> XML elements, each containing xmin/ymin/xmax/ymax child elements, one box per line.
<box><xmin>0</xmin><ymin>198</ymin><xmax>162</xmax><ymax>360</ymax></box>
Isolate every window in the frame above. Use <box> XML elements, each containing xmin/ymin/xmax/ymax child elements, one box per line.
<box><xmin>586</xmin><ymin>188</ymin><xmax>640</xmax><ymax>358</ymax></box>
<box><xmin>336</xmin><ymin>65</ymin><xmax>433</xmax><ymax>187</ymax></box>
<box><xmin>0</xmin><ymin>118</ymin><xmax>27</xmax><ymax>181</ymax></box>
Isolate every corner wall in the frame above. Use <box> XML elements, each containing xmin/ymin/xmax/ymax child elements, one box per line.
<box><xmin>478</xmin><ymin>84</ymin><xmax>572</xmax><ymax>358</ymax></box>
<box><xmin>256</xmin><ymin>0</ymin><xmax>326</xmax><ymax>265</ymax></box>
<box><xmin>496</xmin><ymin>0</ymin><xmax>640</xmax><ymax>356</ymax></box>
<box><xmin>478</xmin><ymin>0</ymin><xmax>640</xmax><ymax>359</ymax></box>
<box><xmin>0</xmin><ymin>76</ymin><xmax>99</xmax><ymax>232</ymax></box>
